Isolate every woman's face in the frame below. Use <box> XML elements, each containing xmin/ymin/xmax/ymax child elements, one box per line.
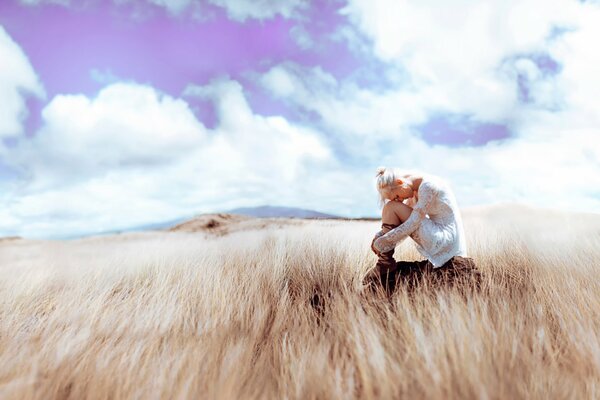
<box><xmin>386</xmin><ymin>185</ymin><xmax>414</xmax><ymax>202</ymax></box>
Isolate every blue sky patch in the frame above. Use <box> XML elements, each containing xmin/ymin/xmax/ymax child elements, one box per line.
<box><xmin>416</xmin><ymin>113</ymin><xmax>512</xmax><ymax>147</ymax></box>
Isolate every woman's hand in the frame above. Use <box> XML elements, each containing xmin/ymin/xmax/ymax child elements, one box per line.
<box><xmin>372</xmin><ymin>235</ymin><xmax>390</xmax><ymax>254</ymax></box>
<box><xmin>371</xmin><ymin>230</ymin><xmax>384</xmax><ymax>254</ymax></box>
<box><xmin>371</xmin><ymin>237</ymin><xmax>379</xmax><ymax>255</ymax></box>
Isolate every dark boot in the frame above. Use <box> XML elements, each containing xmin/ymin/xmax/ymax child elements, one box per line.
<box><xmin>363</xmin><ymin>248</ymin><xmax>398</xmax><ymax>294</ymax></box>
<box><xmin>364</xmin><ymin>223</ymin><xmax>399</xmax><ymax>294</ymax></box>
<box><xmin>380</xmin><ymin>249</ymin><xmax>399</xmax><ymax>293</ymax></box>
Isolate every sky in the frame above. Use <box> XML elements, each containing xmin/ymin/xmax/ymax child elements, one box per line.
<box><xmin>1</xmin><ymin>0</ymin><xmax>599</xmax><ymax>239</ymax></box>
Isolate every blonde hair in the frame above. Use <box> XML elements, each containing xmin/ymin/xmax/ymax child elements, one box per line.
<box><xmin>375</xmin><ymin>166</ymin><xmax>418</xmax><ymax>208</ymax></box>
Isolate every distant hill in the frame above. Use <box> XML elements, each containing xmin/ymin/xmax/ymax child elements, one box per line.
<box><xmin>0</xmin><ymin>236</ymin><xmax>22</xmax><ymax>242</ymax></box>
<box><xmin>227</xmin><ymin>205</ymin><xmax>341</xmax><ymax>219</ymax></box>
<box><xmin>34</xmin><ymin>206</ymin><xmax>342</xmax><ymax>240</ymax></box>
<box><xmin>126</xmin><ymin>216</ymin><xmax>192</xmax><ymax>231</ymax></box>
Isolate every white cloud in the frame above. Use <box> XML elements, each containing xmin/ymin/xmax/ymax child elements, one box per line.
<box><xmin>339</xmin><ymin>0</ymin><xmax>582</xmax><ymax>122</ymax></box>
<box><xmin>19</xmin><ymin>0</ymin><xmax>307</xmax><ymax>19</ymax></box>
<box><xmin>260</xmin><ymin>63</ymin><xmax>428</xmax><ymax>140</ymax></box>
<box><xmin>0</xmin><ymin>25</ymin><xmax>45</xmax><ymax>142</ymax></box>
<box><xmin>257</xmin><ymin>0</ymin><xmax>600</xmax><ymax>214</ymax></box>
<box><xmin>3</xmin><ymin>78</ymin><xmax>337</xmax><ymax>238</ymax></box>
<box><xmin>289</xmin><ymin>25</ymin><xmax>313</xmax><ymax>50</ymax></box>
<box><xmin>89</xmin><ymin>68</ymin><xmax>121</xmax><ymax>85</ymax></box>
<box><xmin>547</xmin><ymin>4</ymin><xmax>600</xmax><ymax>120</ymax></box>
<box><xmin>411</xmin><ymin>122</ymin><xmax>600</xmax><ymax>212</ymax></box>
<box><xmin>6</xmin><ymin>82</ymin><xmax>206</xmax><ymax>192</ymax></box>
<box><xmin>18</xmin><ymin>0</ymin><xmax>70</xmax><ymax>5</ymax></box>
<box><xmin>341</xmin><ymin>0</ymin><xmax>577</xmax><ymax>74</ymax></box>
<box><xmin>145</xmin><ymin>0</ymin><xmax>192</xmax><ymax>14</ymax></box>
<box><xmin>207</xmin><ymin>0</ymin><xmax>308</xmax><ymax>21</ymax></box>
<box><xmin>183</xmin><ymin>78</ymin><xmax>332</xmax><ymax>182</ymax></box>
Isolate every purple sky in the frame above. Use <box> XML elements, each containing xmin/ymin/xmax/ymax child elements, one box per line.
<box><xmin>0</xmin><ymin>0</ymin><xmax>365</xmax><ymax>131</ymax></box>
<box><xmin>417</xmin><ymin>114</ymin><xmax>511</xmax><ymax>147</ymax></box>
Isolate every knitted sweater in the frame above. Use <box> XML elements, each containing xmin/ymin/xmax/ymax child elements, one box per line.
<box><xmin>373</xmin><ymin>175</ymin><xmax>468</xmax><ymax>268</ymax></box>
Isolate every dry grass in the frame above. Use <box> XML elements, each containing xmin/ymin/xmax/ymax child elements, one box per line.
<box><xmin>1</xmin><ymin>206</ymin><xmax>600</xmax><ymax>399</ymax></box>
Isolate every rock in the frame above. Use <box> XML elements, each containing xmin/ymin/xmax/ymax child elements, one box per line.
<box><xmin>395</xmin><ymin>256</ymin><xmax>482</xmax><ymax>292</ymax></box>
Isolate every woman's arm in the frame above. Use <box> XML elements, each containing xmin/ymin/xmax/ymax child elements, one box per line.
<box><xmin>370</xmin><ymin>199</ymin><xmax>414</xmax><ymax>254</ymax></box>
<box><xmin>372</xmin><ymin>181</ymin><xmax>434</xmax><ymax>253</ymax></box>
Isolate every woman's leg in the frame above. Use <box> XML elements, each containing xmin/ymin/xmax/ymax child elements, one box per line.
<box><xmin>381</xmin><ymin>200</ymin><xmax>413</xmax><ymax>232</ymax></box>
<box><xmin>365</xmin><ymin>201</ymin><xmax>415</xmax><ymax>293</ymax></box>
<box><xmin>376</xmin><ymin>201</ymin><xmax>414</xmax><ymax>271</ymax></box>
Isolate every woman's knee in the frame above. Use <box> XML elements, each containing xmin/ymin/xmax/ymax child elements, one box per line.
<box><xmin>381</xmin><ymin>205</ymin><xmax>400</xmax><ymax>227</ymax></box>
<box><xmin>382</xmin><ymin>201</ymin><xmax>412</xmax><ymax>224</ymax></box>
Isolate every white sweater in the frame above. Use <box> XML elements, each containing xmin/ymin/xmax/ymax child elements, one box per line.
<box><xmin>373</xmin><ymin>175</ymin><xmax>468</xmax><ymax>268</ymax></box>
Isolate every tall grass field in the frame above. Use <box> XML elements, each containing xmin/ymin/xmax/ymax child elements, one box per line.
<box><xmin>1</xmin><ymin>205</ymin><xmax>600</xmax><ymax>399</ymax></box>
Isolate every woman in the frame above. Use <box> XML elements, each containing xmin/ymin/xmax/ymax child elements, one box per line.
<box><xmin>364</xmin><ymin>167</ymin><xmax>471</xmax><ymax>291</ymax></box>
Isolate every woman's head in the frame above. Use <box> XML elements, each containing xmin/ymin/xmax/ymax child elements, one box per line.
<box><xmin>375</xmin><ymin>166</ymin><xmax>415</xmax><ymax>207</ymax></box>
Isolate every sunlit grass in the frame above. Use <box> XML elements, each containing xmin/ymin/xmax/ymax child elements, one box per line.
<box><xmin>1</xmin><ymin>207</ymin><xmax>600</xmax><ymax>399</ymax></box>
